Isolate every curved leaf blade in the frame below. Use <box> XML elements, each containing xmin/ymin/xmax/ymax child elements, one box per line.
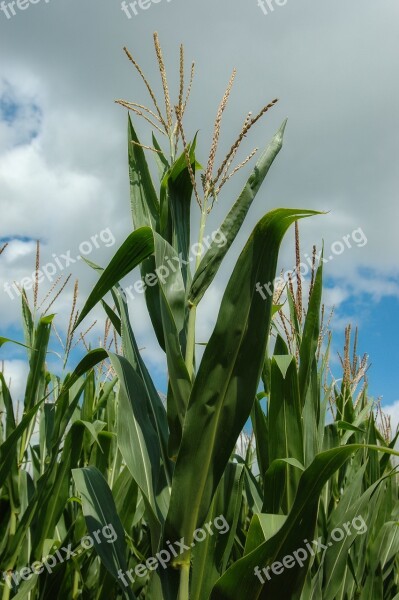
<box><xmin>74</xmin><ymin>227</ymin><xmax>154</xmax><ymax>329</ymax></box>
<box><xmin>72</xmin><ymin>466</ymin><xmax>136</xmax><ymax>599</ymax></box>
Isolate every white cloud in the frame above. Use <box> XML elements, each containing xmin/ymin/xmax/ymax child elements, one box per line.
<box><xmin>384</xmin><ymin>400</ymin><xmax>399</xmax><ymax>435</ymax></box>
<box><xmin>2</xmin><ymin>239</ymin><xmax>36</xmax><ymax>263</ymax></box>
<box><xmin>1</xmin><ymin>359</ymin><xmax>29</xmax><ymax>411</ymax></box>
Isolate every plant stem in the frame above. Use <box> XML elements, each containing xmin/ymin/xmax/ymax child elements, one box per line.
<box><xmin>177</xmin><ymin>562</ymin><xmax>190</xmax><ymax>600</ymax></box>
<box><xmin>2</xmin><ymin>579</ymin><xmax>11</xmax><ymax>600</ymax></box>
<box><xmin>2</xmin><ymin>510</ymin><xmax>17</xmax><ymax>600</ymax></box>
<box><xmin>72</xmin><ymin>570</ymin><xmax>80</xmax><ymax>599</ymax></box>
<box><xmin>9</xmin><ymin>510</ymin><xmax>16</xmax><ymax>537</ymax></box>
<box><xmin>169</xmin><ymin>132</ymin><xmax>175</xmax><ymax>164</ymax></box>
<box><xmin>185</xmin><ymin>198</ymin><xmax>208</xmax><ymax>379</ymax></box>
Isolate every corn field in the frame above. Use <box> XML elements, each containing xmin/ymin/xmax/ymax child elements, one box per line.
<box><xmin>0</xmin><ymin>35</ymin><xmax>398</xmax><ymax>600</ymax></box>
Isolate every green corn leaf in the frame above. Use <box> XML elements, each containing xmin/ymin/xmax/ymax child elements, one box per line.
<box><xmin>68</xmin><ymin>348</ymin><xmax>108</xmax><ymax>386</ymax></box>
<box><xmin>0</xmin><ymin>400</ymin><xmax>44</xmax><ymax>485</ymax></box>
<box><xmin>112</xmin><ymin>467</ymin><xmax>139</xmax><ymax>531</ymax></box>
<box><xmin>251</xmin><ymin>397</ymin><xmax>269</xmax><ymax>485</ymax></box>
<box><xmin>302</xmin><ymin>357</ymin><xmax>320</xmax><ymax>466</ymax></box>
<box><xmin>153</xmin><ymin>232</ymin><xmax>186</xmax><ymax>334</ymax></box>
<box><xmin>243</xmin><ymin>466</ymin><xmax>263</xmax><ymax>514</ymax></box>
<box><xmin>81</xmin><ymin>370</ymin><xmax>96</xmax><ymax>422</ymax></box>
<box><xmin>0</xmin><ymin>337</ymin><xmax>32</xmax><ymax>350</ymax></box>
<box><xmin>167</xmin><ymin>146</ymin><xmax>195</xmax><ymax>287</ymax></box>
<box><xmin>73</xmin><ymin>227</ymin><xmax>154</xmax><ymax>329</ymax></box>
<box><xmin>25</xmin><ymin>315</ymin><xmax>54</xmax><ymax>410</ymax></box>
<box><xmin>370</xmin><ymin>521</ymin><xmax>399</xmax><ymax>571</ymax></box>
<box><xmin>380</xmin><ymin>429</ymin><xmax>399</xmax><ymax>473</ymax></box>
<box><xmin>0</xmin><ymin>350</ymin><xmax>110</xmax><ymax>569</ymax></box>
<box><xmin>267</xmin><ymin>356</ymin><xmax>304</xmax><ymax>511</ymax></box>
<box><xmin>298</xmin><ymin>260</ymin><xmax>323</xmax><ymax>405</ymax></box>
<box><xmin>262</xmin><ymin>458</ymin><xmax>305</xmax><ymax>515</ymax></box>
<box><xmin>0</xmin><ymin>373</ymin><xmax>16</xmax><ymax>437</ymax></box>
<box><xmin>128</xmin><ymin>114</ymin><xmax>159</xmax><ymax>230</ymax></box>
<box><xmin>128</xmin><ymin>115</ymin><xmax>166</xmax><ymax>350</ymax></box>
<box><xmin>0</xmin><ymin>374</ymin><xmax>20</xmax><ymax>513</ymax></box>
<box><xmin>51</xmin><ymin>348</ymin><xmax>108</xmax><ymax>448</ymax></box>
<box><xmin>101</xmin><ymin>299</ymin><xmax>122</xmax><ymax>335</ymax></box>
<box><xmin>337</xmin><ymin>421</ymin><xmax>365</xmax><ymax>433</ymax></box>
<box><xmin>152</xmin><ymin>132</ymin><xmax>169</xmax><ymax>179</ymax></box>
<box><xmin>165</xmin><ymin>208</ymin><xmax>318</xmax><ymax>557</ymax></box>
<box><xmin>159</xmin><ymin>141</ymin><xmax>195</xmax><ymax>247</ymax></box>
<box><xmin>114</xmin><ymin>287</ymin><xmax>172</xmax><ymax>485</ymax></box>
<box><xmin>72</xmin><ymin>466</ymin><xmax>136</xmax><ymax>599</ymax></box>
<box><xmin>191</xmin><ymin>463</ymin><xmax>245</xmax><ymax>600</ymax></box>
<box><xmin>6</xmin><ymin>574</ymin><xmax>39</xmax><ymax>599</ymax></box>
<box><xmin>108</xmin><ymin>352</ymin><xmax>163</xmax><ymax>551</ymax></box>
<box><xmin>365</xmin><ymin>412</ymin><xmax>381</xmax><ymax>484</ymax></box>
<box><xmin>21</xmin><ymin>291</ymin><xmax>34</xmax><ymax>354</ymax></box>
<box><xmin>32</xmin><ymin>421</ymin><xmax>86</xmax><ymax>558</ymax></box>
<box><xmin>244</xmin><ymin>514</ymin><xmax>287</xmax><ymax>556</ymax></box>
<box><xmin>210</xmin><ymin>444</ymin><xmax>399</xmax><ymax>600</ymax></box>
<box><xmin>159</xmin><ymin>287</ymin><xmax>192</xmax><ymax>459</ymax></box>
<box><xmin>360</xmin><ymin>567</ymin><xmax>384</xmax><ymax>600</ymax></box>
<box><xmin>83</xmin><ymin>269</ymin><xmax>170</xmax><ymax>485</ymax></box>
<box><xmin>321</xmin><ymin>467</ymin><xmax>385</xmax><ymax>600</ymax></box>
<box><xmin>153</xmin><ymin>233</ymin><xmax>192</xmax><ymax>453</ymax></box>
<box><xmin>39</xmin><ymin>403</ymin><xmax>54</xmax><ymax>467</ymax></box>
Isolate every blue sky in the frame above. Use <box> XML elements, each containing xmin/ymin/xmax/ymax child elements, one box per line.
<box><xmin>330</xmin><ymin>294</ymin><xmax>399</xmax><ymax>405</ymax></box>
<box><xmin>320</xmin><ymin>258</ymin><xmax>399</xmax><ymax>406</ymax></box>
<box><xmin>0</xmin><ymin>81</ymin><xmax>41</xmax><ymax>140</ymax></box>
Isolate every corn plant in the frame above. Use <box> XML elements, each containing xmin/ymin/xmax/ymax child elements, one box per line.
<box><xmin>0</xmin><ymin>34</ymin><xmax>398</xmax><ymax>600</ymax></box>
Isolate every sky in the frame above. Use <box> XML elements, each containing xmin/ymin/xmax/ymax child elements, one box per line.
<box><xmin>0</xmin><ymin>0</ymin><xmax>398</xmax><ymax>430</ymax></box>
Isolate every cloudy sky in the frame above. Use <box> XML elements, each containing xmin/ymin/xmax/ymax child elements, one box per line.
<box><xmin>0</xmin><ymin>0</ymin><xmax>398</xmax><ymax>429</ymax></box>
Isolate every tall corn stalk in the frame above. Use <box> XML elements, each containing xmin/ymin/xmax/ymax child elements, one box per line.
<box><xmin>0</xmin><ymin>34</ymin><xmax>398</xmax><ymax>600</ymax></box>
